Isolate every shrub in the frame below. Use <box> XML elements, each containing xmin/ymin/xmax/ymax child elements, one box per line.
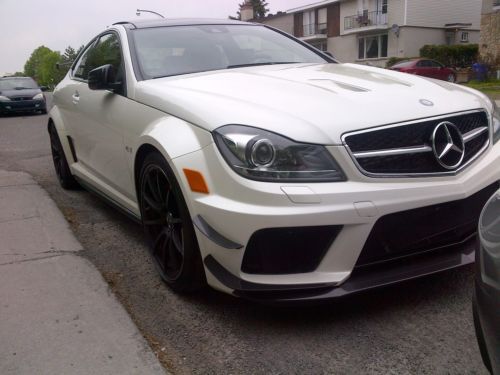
<box><xmin>419</xmin><ymin>44</ymin><xmax>478</xmax><ymax>68</ymax></box>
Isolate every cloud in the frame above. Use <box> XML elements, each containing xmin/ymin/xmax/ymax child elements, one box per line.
<box><xmin>0</xmin><ymin>0</ymin><xmax>309</xmax><ymax>73</ymax></box>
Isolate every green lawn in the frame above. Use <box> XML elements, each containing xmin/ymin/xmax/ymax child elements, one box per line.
<box><xmin>463</xmin><ymin>79</ymin><xmax>500</xmax><ymax>100</ymax></box>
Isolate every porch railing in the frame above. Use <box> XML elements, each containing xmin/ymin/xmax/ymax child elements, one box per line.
<box><xmin>344</xmin><ymin>11</ymin><xmax>387</xmax><ymax>30</ymax></box>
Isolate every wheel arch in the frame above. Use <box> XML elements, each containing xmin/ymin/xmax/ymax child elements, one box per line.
<box><xmin>134</xmin><ymin>143</ymin><xmax>163</xmax><ymax>202</ymax></box>
<box><xmin>47</xmin><ymin>107</ymin><xmax>74</xmax><ymax>166</ymax></box>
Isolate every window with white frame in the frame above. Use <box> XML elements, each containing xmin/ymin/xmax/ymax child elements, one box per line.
<box><xmin>303</xmin><ymin>10</ymin><xmax>315</xmax><ymax>36</ymax></box>
<box><xmin>358</xmin><ymin>34</ymin><xmax>388</xmax><ymax>59</ymax></box>
<box><xmin>461</xmin><ymin>31</ymin><xmax>469</xmax><ymax>43</ymax></box>
<box><xmin>318</xmin><ymin>8</ymin><xmax>327</xmax><ymax>34</ymax></box>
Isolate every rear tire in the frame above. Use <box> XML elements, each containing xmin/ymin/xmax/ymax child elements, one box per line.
<box><xmin>139</xmin><ymin>152</ymin><xmax>206</xmax><ymax>293</ymax></box>
<box><xmin>48</xmin><ymin>124</ymin><xmax>79</xmax><ymax>190</ymax></box>
<box><xmin>447</xmin><ymin>74</ymin><xmax>456</xmax><ymax>83</ymax></box>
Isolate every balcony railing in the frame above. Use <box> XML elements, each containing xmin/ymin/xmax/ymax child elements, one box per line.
<box><xmin>303</xmin><ymin>23</ymin><xmax>328</xmax><ymax>37</ymax></box>
<box><xmin>344</xmin><ymin>11</ymin><xmax>388</xmax><ymax>30</ymax></box>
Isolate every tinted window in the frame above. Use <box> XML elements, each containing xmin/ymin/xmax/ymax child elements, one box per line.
<box><xmin>0</xmin><ymin>77</ymin><xmax>38</xmax><ymax>90</ymax></box>
<box><xmin>392</xmin><ymin>60</ymin><xmax>414</xmax><ymax>68</ymax></box>
<box><xmin>429</xmin><ymin>60</ymin><xmax>442</xmax><ymax>68</ymax></box>
<box><xmin>132</xmin><ymin>25</ymin><xmax>327</xmax><ymax>79</ymax></box>
<box><xmin>74</xmin><ymin>33</ymin><xmax>122</xmax><ymax>80</ymax></box>
<box><xmin>73</xmin><ymin>41</ymin><xmax>96</xmax><ymax>80</ymax></box>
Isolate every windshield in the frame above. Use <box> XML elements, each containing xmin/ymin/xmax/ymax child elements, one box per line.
<box><xmin>132</xmin><ymin>24</ymin><xmax>329</xmax><ymax>79</ymax></box>
<box><xmin>392</xmin><ymin>61</ymin><xmax>415</xmax><ymax>68</ymax></box>
<box><xmin>0</xmin><ymin>77</ymin><xmax>39</xmax><ymax>90</ymax></box>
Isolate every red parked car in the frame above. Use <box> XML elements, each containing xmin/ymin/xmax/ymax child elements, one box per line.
<box><xmin>390</xmin><ymin>59</ymin><xmax>457</xmax><ymax>83</ymax></box>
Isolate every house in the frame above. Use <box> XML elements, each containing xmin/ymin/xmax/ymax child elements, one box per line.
<box><xmin>251</xmin><ymin>0</ymin><xmax>481</xmax><ymax>66</ymax></box>
<box><xmin>479</xmin><ymin>0</ymin><xmax>500</xmax><ymax>68</ymax></box>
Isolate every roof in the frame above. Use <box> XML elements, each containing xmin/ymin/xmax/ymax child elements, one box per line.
<box><xmin>287</xmin><ymin>0</ymin><xmax>341</xmax><ymax>13</ymax></box>
<box><xmin>112</xmin><ymin>18</ymin><xmax>255</xmax><ymax>29</ymax></box>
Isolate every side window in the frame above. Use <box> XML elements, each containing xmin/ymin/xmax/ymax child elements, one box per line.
<box><xmin>73</xmin><ymin>41</ymin><xmax>96</xmax><ymax>80</ymax></box>
<box><xmin>430</xmin><ymin>60</ymin><xmax>442</xmax><ymax>68</ymax></box>
<box><xmin>73</xmin><ymin>33</ymin><xmax>123</xmax><ymax>81</ymax></box>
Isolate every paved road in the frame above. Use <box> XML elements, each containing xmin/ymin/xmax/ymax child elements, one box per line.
<box><xmin>0</xmin><ymin>96</ymin><xmax>488</xmax><ymax>374</ymax></box>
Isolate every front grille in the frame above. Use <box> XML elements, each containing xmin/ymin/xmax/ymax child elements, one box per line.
<box><xmin>11</xmin><ymin>97</ymin><xmax>32</xmax><ymax>101</ymax></box>
<box><xmin>355</xmin><ymin>181</ymin><xmax>499</xmax><ymax>268</ymax></box>
<box><xmin>343</xmin><ymin>111</ymin><xmax>490</xmax><ymax>176</ymax></box>
<box><xmin>242</xmin><ymin>225</ymin><xmax>342</xmax><ymax>275</ymax></box>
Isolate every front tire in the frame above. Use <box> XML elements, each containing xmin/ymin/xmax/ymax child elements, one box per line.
<box><xmin>48</xmin><ymin>124</ymin><xmax>79</xmax><ymax>190</ymax></box>
<box><xmin>139</xmin><ymin>152</ymin><xmax>206</xmax><ymax>293</ymax></box>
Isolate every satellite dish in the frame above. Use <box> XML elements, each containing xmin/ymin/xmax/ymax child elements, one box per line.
<box><xmin>391</xmin><ymin>24</ymin><xmax>400</xmax><ymax>37</ymax></box>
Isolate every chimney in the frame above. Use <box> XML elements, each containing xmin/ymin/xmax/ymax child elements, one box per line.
<box><xmin>240</xmin><ymin>1</ymin><xmax>254</xmax><ymax>21</ymax></box>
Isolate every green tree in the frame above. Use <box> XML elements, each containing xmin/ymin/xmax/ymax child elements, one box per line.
<box><xmin>230</xmin><ymin>0</ymin><xmax>270</xmax><ymax>20</ymax></box>
<box><xmin>38</xmin><ymin>50</ymin><xmax>64</xmax><ymax>87</ymax></box>
<box><xmin>24</xmin><ymin>46</ymin><xmax>52</xmax><ymax>82</ymax></box>
<box><xmin>62</xmin><ymin>46</ymin><xmax>78</xmax><ymax>64</ymax></box>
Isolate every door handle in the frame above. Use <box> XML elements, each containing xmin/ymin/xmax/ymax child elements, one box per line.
<box><xmin>72</xmin><ymin>91</ymin><xmax>80</xmax><ymax>104</ymax></box>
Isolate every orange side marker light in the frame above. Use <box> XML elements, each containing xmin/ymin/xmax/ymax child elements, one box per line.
<box><xmin>183</xmin><ymin>169</ymin><xmax>209</xmax><ymax>194</ymax></box>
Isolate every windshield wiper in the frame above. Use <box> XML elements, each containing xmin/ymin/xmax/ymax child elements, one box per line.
<box><xmin>227</xmin><ymin>62</ymin><xmax>300</xmax><ymax>69</ymax></box>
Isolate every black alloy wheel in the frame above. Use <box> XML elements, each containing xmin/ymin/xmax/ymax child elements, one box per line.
<box><xmin>139</xmin><ymin>153</ymin><xmax>205</xmax><ymax>292</ymax></box>
<box><xmin>48</xmin><ymin>124</ymin><xmax>79</xmax><ymax>189</ymax></box>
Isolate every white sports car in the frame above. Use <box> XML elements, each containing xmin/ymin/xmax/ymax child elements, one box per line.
<box><xmin>49</xmin><ymin>19</ymin><xmax>500</xmax><ymax>302</ymax></box>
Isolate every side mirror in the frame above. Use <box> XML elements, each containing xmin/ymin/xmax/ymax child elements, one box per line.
<box><xmin>88</xmin><ymin>64</ymin><xmax>121</xmax><ymax>91</ymax></box>
<box><xmin>40</xmin><ymin>86</ymin><xmax>48</xmax><ymax>92</ymax></box>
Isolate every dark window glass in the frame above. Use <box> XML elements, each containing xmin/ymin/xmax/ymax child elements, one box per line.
<box><xmin>74</xmin><ymin>33</ymin><xmax>122</xmax><ymax>81</ymax></box>
<box><xmin>392</xmin><ymin>60</ymin><xmax>414</xmax><ymax>68</ymax></box>
<box><xmin>380</xmin><ymin>34</ymin><xmax>388</xmax><ymax>57</ymax></box>
<box><xmin>0</xmin><ymin>77</ymin><xmax>38</xmax><ymax>90</ymax></box>
<box><xmin>73</xmin><ymin>41</ymin><xmax>96</xmax><ymax>80</ymax></box>
<box><xmin>365</xmin><ymin>36</ymin><xmax>379</xmax><ymax>58</ymax></box>
<box><xmin>132</xmin><ymin>25</ymin><xmax>328</xmax><ymax>79</ymax></box>
<box><xmin>382</xmin><ymin>0</ymin><xmax>388</xmax><ymax>13</ymax></box>
<box><xmin>358</xmin><ymin>38</ymin><xmax>365</xmax><ymax>59</ymax></box>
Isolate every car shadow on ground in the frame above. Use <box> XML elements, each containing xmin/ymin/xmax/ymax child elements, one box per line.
<box><xmin>72</xmin><ymin>182</ymin><xmax>473</xmax><ymax>324</ymax></box>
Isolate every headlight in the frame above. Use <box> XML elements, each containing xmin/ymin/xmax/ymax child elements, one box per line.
<box><xmin>33</xmin><ymin>93</ymin><xmax>44</xmax><ymax>100</ymax></box>
<box><xmin>492</xmin><ymin>99</ymin><xmax>500</xmax><ymax>144</ymax></box>
<box><xmin>0</xmin><ymin>95</ymin><xmax>11</xmax><ymax>102</ymax></box>
<box><xmin>213</xmin><ymin>125</ymin><xmax>346</xmax><ymax>182</ymax></box>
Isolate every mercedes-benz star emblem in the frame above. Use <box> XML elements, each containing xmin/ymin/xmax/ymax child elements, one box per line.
<box><xmin>431</xmin><ymin>122</ymin><xmax>465</xmax><ymax>170</ymax></box>
<box><xmin>420</xmin><ymin>99</ymin><xmax>434</xmax><ymax>106</ymax></box>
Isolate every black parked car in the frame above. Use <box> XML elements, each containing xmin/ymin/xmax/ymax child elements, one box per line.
<box><xmin>0</xmin><ymin>77</ymin><xmax>47</xmax><ymax>115</ymax></box>
<box><xmin>474</xmin><ymin>188</ymin><xmax>500</xmax><ymax>375</ymax></box>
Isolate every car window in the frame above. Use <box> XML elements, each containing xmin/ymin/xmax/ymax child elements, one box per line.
<box><xmin>429</xmin><ymin>60</ymin><xmax>442</xmax><ymax>68</ymax></box>
<box><xmin>132</xmin><ymin>25</ymin><xmax>327</xmax><ymax>79</ymax></box>
<box><xmin>0</xmin><ymin>77</ymin><xmax>38</xmax><ymax>90</ymax></box>
<box><xmin>73</xmin><ymin>41</ymin><xmax>96</xmax><ymax>80</ymax></box>
<box><xmin>73</xmin><ymin>33</ymin><xmax>123</xmax><ymax>81</ymax></box>
<box><xmin>391</xmin><ymin>61</ymin><xmax>414</xmax><ymax>68</ymax></box>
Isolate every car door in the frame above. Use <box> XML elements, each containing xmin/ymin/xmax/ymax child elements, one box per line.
<box><xmin>428</xmin><ymin>60</ymin><xmax>442</xmax><ymax>79</ymax></box>
<box><xmin>415</xmin><ymin>60</ymin><xmax>427</xmax><ymax>76</ymax></box>
<box><xmin>65</xmin><ymin>32</ymin><xmax>133</xmax><ymax>204</ymax></box>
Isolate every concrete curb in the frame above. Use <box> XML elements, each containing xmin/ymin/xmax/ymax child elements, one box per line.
<box><xmin>0</xmin><ymin>171</ymin><xmax>165</xmax><ymax>375</ymax></box>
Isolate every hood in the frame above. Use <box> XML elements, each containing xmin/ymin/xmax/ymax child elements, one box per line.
<box><xmin>135</xmin><ymin>63</ymin><xmax>489</xmax><ymax>145</ymax></box>
<box><xmin>0</xmin><ymin>88</ymin><xmax>41</xmax><ymax>99</ymax></box>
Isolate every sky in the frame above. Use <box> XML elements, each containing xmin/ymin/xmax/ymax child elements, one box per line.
<box><xmin>0</xmin><ymin>0</ymin><xmax>312</xmax><ymax>74</ymax></box>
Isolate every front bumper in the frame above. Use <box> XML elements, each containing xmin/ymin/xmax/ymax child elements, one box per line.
<box><xmin>172</xmin><ymin>138</ymin><xmax>500</xmax><ymax>300</ymax></box>
<box><xmin>0</xmin><ymin>99</ymin><xmax>46</xmax><ymax>114</ymax></box>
